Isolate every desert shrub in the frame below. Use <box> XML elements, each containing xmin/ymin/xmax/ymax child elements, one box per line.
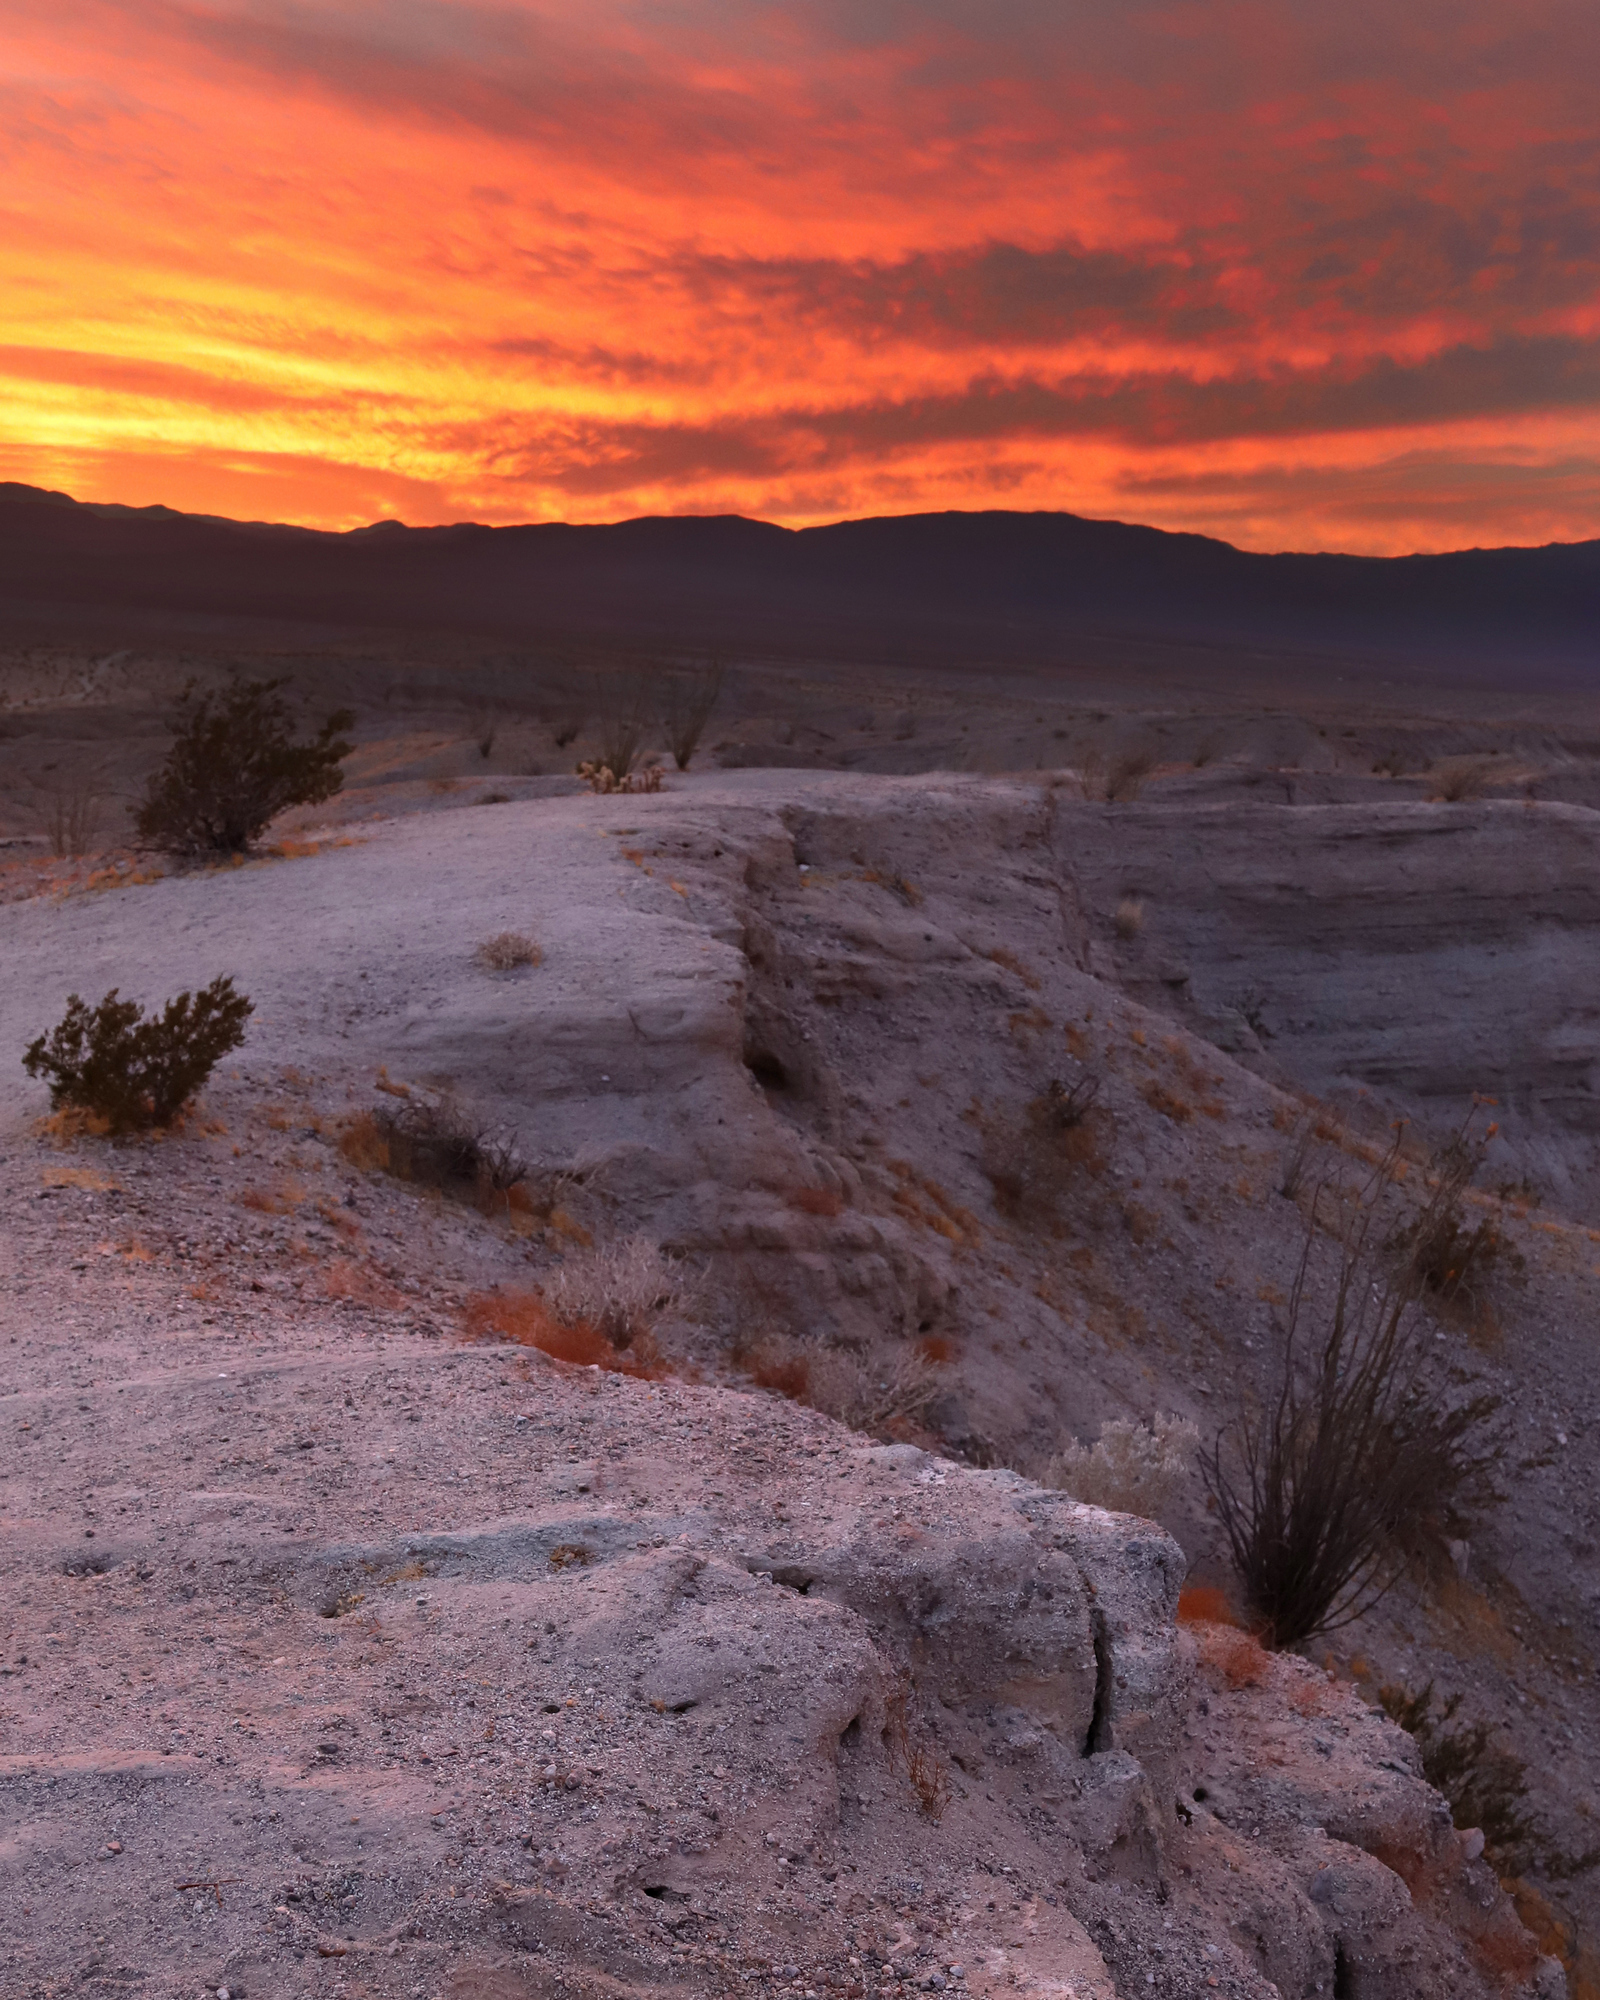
<box><xmin>1375</xmin><ymin>1683</ymin><xmax>1600</xmax><ymax>1879</ymax></box>
<box><xmin>809</xmin><ymin>1339</ymin><xmax>940</xmax><ymax>1435</ymax></box>
<box><xmin>1393</xmin><ymin>1116</ymin><xmax>1523</xmax><ymax>1304</ymax></box>
<box><xmin>344</xmin><ymin>1094</ymin><xmax>527</xmax><ymax>1211</ymax></box>
<box><xmin>742</xmin><ymin>1332</ymin><xmax>939</xmax><ymax>1437</ymax></box>
<box><xmin>983</xmin><ymin>1074</ymin><xmax>1107</xmax><ymax>1223</ymax></box>
<box><xmin>550</xmin><ymin>707</ymin><xmax>586</xmax><ymax>749</ymax></box>
<box><xmin>1046</xmin><ymin>1414</ymin><xmax>1199</xmax><ymax>1519</ymax></box>
<box><xmin>882</xmin><ymin>1684</ymin><xmax>952</xmax><ymax>1821</ymax></box>
<box><xmin>135</xmin><ymin>677</ymin><xmax>354</xmax><ymax>854</ymax></box>
<box><xmin>44</xmin><ymin>785</ymin><xmax>102</xmax><ymax>858</ymax></box>
<box><xmin>1278</xmin><ymin>1109</ymin><xmax>1321</xmax><ymax>1199</ymax></box>
<box><xmin>23</xmin><ymin>977</ymin><xmax>251</xmax><ymax>1134</ymax></box>
<box><xmin>541</xmin><ymin>1235</ymin><xmax>697</xmax><ymax>1350</ymax></box>
<box><xmin>476</xmin><ymin>930</ymin><xmax>542</xmax><ymax>971</ymax></box>
<box><xmin>1105</xmin><ymin>746</ymin><xmax>1155</xmax><ymax>802</ymax></box>
<box><xmin>593</xmin><ymin>675</ymin><xmax>650</xmax><ymax>780</ymax></box>
<box><xmin>469</xmin><ymin>707</ymin><xmax>498</xmax><ymax>759</ymax></box>
<box><xmin>1114</xmin><ymin>897</ymin><xmax>1144</xmax><ymax>938</ymax></box>
<box><xmin>1427</xmin><ymin>755</ymin><xmax>1493</xmax><ymax>803</ymax></box>
<box><xmin>1041</xmin><ymin>1073</ymin><xmax>1099</xmax><ymax>1128</ymax></box>
<box><xmin>662</xmin><ymin>662</ymin><xmax>723</xmax><ymax>770</ymax></box>
<box><xmin>1204</xmin><ymin>1130</ymin><xmax>1501</xmax><ymax>1647</ymax></box>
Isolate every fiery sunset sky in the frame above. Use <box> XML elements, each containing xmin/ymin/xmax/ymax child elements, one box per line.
<box><xmin>3</xmin><ymin>0</ymin><xmax>1598</xmax><ymax>550</ymax></box>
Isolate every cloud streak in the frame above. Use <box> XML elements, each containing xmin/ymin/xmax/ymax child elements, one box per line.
<box><xmin>1</xmin><ymin>0</ymin><xmax>1597</xmax><ymax>549</ymax></box>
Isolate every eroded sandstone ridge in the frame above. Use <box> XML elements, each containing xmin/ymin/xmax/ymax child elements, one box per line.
<box><xmin>0</xmin><ymin>1232</ymin><xmax>1558</xmax><ymax>1999</ymax></box>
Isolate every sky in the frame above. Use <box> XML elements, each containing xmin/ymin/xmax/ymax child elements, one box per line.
<box><xmin>2</xmin><ymin>0</ymin><xmax>1598</xmax><ymax>551</ymax></box>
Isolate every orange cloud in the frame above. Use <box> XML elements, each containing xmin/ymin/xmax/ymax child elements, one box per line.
<box><xmin>2</xmin><ymin>0</ymin><xmax>1598</xmax><ymax>551</ymax></box>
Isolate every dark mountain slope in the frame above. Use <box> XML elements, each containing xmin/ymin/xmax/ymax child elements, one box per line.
<box><xmin>2</xmin><ymin>482</ymin><xmax>1595</xmax><ymax>674</ymax></box>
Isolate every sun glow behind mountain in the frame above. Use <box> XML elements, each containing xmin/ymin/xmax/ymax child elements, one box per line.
<box><xmin>3</xmin><ymin>0</ymin><xmax>1599</xmax><ymax>551</ymax></box>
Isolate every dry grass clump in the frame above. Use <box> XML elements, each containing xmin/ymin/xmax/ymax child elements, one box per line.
<box><xmin>463</xmin><ymin>1289</ymin><xmax>664</xmax><ymax>1377</ymax></box>
<box><xmin>1176</xmin><ymin>1584</ymin><xmax>1238</xmax><ymax>1627</ymax></box>
<box><xmin>541</xmin><ymin>1235</ymin><xmax>697</xmax><ymax>1349</ymax></box>
<box><xmin>1427</xmin><ymin>755</ymin><xmax>1495</xmax><ymax>802</ymax></box>
<box><xmin>882</xmin><ymin>1685</ymin><xmax>952</xmax><ymax>1822</ymax></box>
<box><xmin>476</xmin><ymin>930</ymin><xmax>542</xmax><ymax>971</ymax></box>
<box><xmin>741</xmin><ymin>1332</ymin><xmax>940</xmax><ymax>1438</ymax></box>
<box><xmin>1046</xmin><ymin>1413</ymin><xmax>1199</xmax><ymax>1520</ymax></box>
<box><xmin>788</xmin><ymin>1185</ymin><xmax>844</xmax><ymax>1217</ymax></box>
<box><xmin>463</xmin><ymin>1236</ymin><xmax>693</xmax><ymax>1377</ymax></box>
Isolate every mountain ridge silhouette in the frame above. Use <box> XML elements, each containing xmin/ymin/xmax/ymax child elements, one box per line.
<box><xmin>2</xmin><ymin>482</ymin><xmax>1595</xmax><ymax>675</ymax></box>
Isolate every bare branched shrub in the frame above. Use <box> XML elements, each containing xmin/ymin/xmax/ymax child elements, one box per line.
<box><xmin>982</xmin><ymin>1074</ymin><xmax>1108</xmax><ymax>1224</ymax></box>
<box><xmin>883</xmin><ymin>1683</ymin><xmax>952</xmax><ymax>1821</ymax></box>
<box><xmin>476</xmin><ymin>930</ymin><xmax>542</xmax><ymax>971</ymax></box>
<box><xmin>45</xmin><ymin>785</ymin><xmax>103</xmax><ymax>858</ymax></box>
<box><xmin>1047</xmin><ymin>1414</ymin><xmax>1199</xmax><ymax>1519</ymax></box>
<box><xmin>1041</xmin><ymin>1073</ymin><xmax>1099</xmax><ymax>1128</ymax></box>
<box><xmin>344</xmin><ymin>1094</ymin><xmax>528</xmax><ymax>1212</ymax></box>
<box><xmin>24</xmin><ymin>977</ymin><xmax>252</xmax><ymax>1134</ymax></box>
<box><xmin>1394</xmin><ymin>1115</ymin><xmax>1522</xmax><ymax>1305</ymax></box>
<box><xmin>135</xmin><ymin>677</ymin><xmax>354</xmax><ymax>854</ymax></box>
<box><xmin>1378</xmin><ymin>1683</ymin><xmax>1598</xmax><ymax>1879</ymax></box>
<box><xmin>662</xmin><ymin>662</ymin><xmax>723</xmax><ymax>770</ymax></box>
<box><xmin>593</xmin><ymin>675</ymin><xmax>650</xmax><ymax>779</ymax></box>
<box><xmin>808</xmin><ymin>1340</ymin><xmax>940</xmax><ymax>1434</ymax></box>
<box><xmin>1204</xmin><ymin>1131</ymin><xmax>1502</xmax><ymax>1647</ymax></box>
<box><xmin>1114</xmin><ymin>897</ymin><xmax>1144</xmax><ymax>938</ymax></box>
<box><xmin>1379</xmin><ymin>1683</ymin><xmax>1535</xmax><ymax>1865</ymax></box>
<box><xmin>1278</xmin><ymin>1110</ymin><xmax>1320</xmax><ymax>1199</ymax></box>
<box><xmin>1428</xmin><ymin>755</ymin><xmax>1493</xmax><ymax>803</ymax></box>
<box><xmin>742</xmin><ymin>1332</ymin><xmax>939</xmax><ymax>1437</ymax></box>
<box><xmin>541</xmin><ymin>1235</ymin><xmax>697</xmax><ymax>1349</ymax></box>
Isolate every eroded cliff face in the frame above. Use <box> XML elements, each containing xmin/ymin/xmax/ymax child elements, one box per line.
<box><xmin>1055</xmin><ymin>797</ymin><xmax>1600</xmax><ymax>1184</ymax></box>
<box><xmin>0</xmin><ymin>1180</ymin><xmax>1559</xmax><ymax>1998</ymax></box>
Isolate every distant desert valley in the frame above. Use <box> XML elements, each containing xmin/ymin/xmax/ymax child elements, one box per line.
<box><xmin>3</xmin><ymin>485</ymin><xmax>1599</xmax><ymax>2000</ymax></box>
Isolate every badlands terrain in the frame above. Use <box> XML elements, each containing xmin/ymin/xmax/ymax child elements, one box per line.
<box><xmin>2</xmin><ymin>638</ymin><xmax>1598</xmax><ymax>1999</ymax></box>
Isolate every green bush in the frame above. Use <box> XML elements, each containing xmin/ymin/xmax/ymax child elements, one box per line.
<box><xmin>23</xmin><ymin>977</ymin><xmax>252</xmax><ymax>1133</ymax></box>
<box><xmin>135</xmin><ymin>677</ymin><xmax>354</xmax><ymax>854</ymax></box>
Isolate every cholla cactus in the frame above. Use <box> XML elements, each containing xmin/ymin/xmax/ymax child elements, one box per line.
<box><xmin>1046</xmin><ymin>1413</ymin><xmax>1199</xmax><ymax>1519</ymax></box>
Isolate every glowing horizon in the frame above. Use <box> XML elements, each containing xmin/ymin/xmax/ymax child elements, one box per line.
<box><xmin>4</xmin><ymin>1</ymin><xmax>1598</xmax><ymax>555</ymax></box>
